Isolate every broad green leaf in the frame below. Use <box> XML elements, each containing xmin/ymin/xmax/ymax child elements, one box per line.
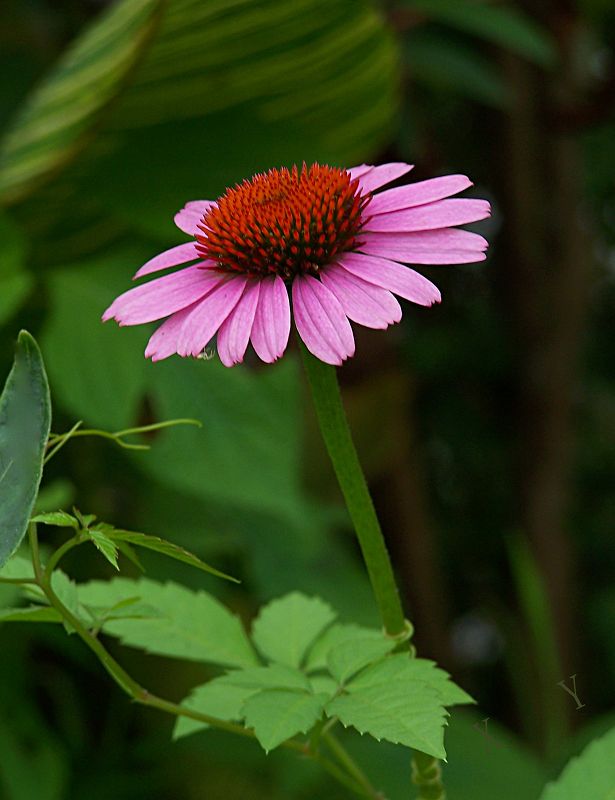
<box><xmin>0</xmin><ymin>606</ymin><xmax>62</xmax><ymax>623</ymax></box>
<box><xmin>77</xmin><ymin>578</ymin><xmax>258</xmax><ymax>668</ymax></box>
<box><xmin>0</xmin><ymin>554</ymin><xmax>34</xmax><ymax>581</ymax></box>
<box><xmin>308</xmin><ymin>675</ymin><xmax>338</xmax><ymax>700</ymax></box>
<box><xmin>539</xmin><ymin>726</ymin><xmax>615</xmax><ymax>800</ymax></box>
<box><xmin>348</xmin><ymin>655</ymin><xmax>474</xmax><ymax>707</ymax></box>
<box><xmin>305</xmin><ymin>622</ymin><xmax>383</xmax><ymax>672</ymax></box>
<box><xmin>243</xmin><ymin>689</ymin><xmax>327</xmax><ymax>752</ymax></box>
<box><xmin>174</xmin><ymin>665</ymin><xmax>310</xmax><ymax>741</ymax></box>
<box><xmin>98</xmin><ymin>525</ymin><xmax>236</xmax><ymax>582</ymax></box>
<box><xmin>327</xmin><ymin>637</ymin><xmax>396</xmax><ymax>685</ymax></box>
<box><xmin>403</xmin><ymin>0</ymin><xmax>556</xmax><ymax>66</ymax></box>
<box><xmin>0</xmin><ymin>0</ymin><xmax>164</xmax><ymax>204</ymax></box>
<box><xmin>31</xmin><ymin>511</ymin><xmax>78</xmax><ymax>529</ymax></box>
<box><xmin>86</xmin><ymin>528</ymin><xmax>119</xmax><ymax>570</ymax></box>
<box><xmin>327</xmin><ymin>681</ymin><xmax>447</xmax><ymax>758</ymax></box>
<box><xmin>252</xmin><ymin>593</ymin><xmax>336</xmax><ymax>668</ymax></box>
<box><xmin>222</xmin><ymin>665</ymin><xmax>311</xmax><ymax>692</ymax></box>
<box><xmin>174</xmin><ymin>678</ymin><xmax>256</xmax><ymax>741</ymax></box>
<box><xmin>42</xmin><ymin>258</ymin><xmax>150</xmax><ymax>430</ymax></box>
<box><xmin>0</xmin><ymin>332</ymin><xmax>51</xmax><ymax>568</ymax></box>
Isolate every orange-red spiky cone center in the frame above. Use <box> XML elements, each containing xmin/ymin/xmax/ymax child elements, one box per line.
<box><xmin>196</xmin><ymin>164</ymin><xmax>370</xmax><ymax>279</ymax></box>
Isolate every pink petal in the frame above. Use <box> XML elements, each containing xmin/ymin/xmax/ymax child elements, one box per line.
<box><xmin>292</xmin><ymin>275</ymin><xmax>355</xmax><ymax>365</ymax></box>
<box><xmin>358</xmin><ymin>229</ymin><xmax>488</xmax><ymax>264</ymax></box>
<box><xmin>356</xmin><ymin>163</ymin><xmax>414</xmax><ymax>194</ymax></box>
<box><xmin>250</xmin><ymin>276</ymin><xmax>291</xmax><ymax>363</ymax></box>
<box><xmin>185</xmin><ymin>200</ymin><xmax>215</xmax><ymax>213</ymax></box>
<box><xmin>133</xmin><ymin>242</ymin><xmax>200</xmax><ymax>279</ymax></box>
<box><xmin>103</xmin><ymin>265</ymin><xmax>224</xmax><ymax>326</ymax></box>
<box><xmin>216</xmin><ymin>280</ymin><xmax>260</xmax><ymax>367</ymax></box>
<box><xmin>177</xmin><ymin>276</ymin><xmax>248</xmax><ymax>357</ymax></box>
<box><xmin>364</xmin><ymin>199</ymin><xmax>491</xmax><ymax>233</ymax></box>
<box><xmin>337</xmin><ymin>252</ymin><xmax>441</xmax><ymax>307</ymax></box>
<box><xmin>347</xmin><ymin>164</ymin><xmax>373</xmax><ymax>180</ymax></box>
<box><xmin>174</xmin><ymin>210</ymin><xmax>205</xmax><ymax>236</ymax></box>
<box><xmin>320</xmin><ymin>264</ymin><xmax>401</xmax><ymax>329</ymax></box>
<box><xmin>369</xmin><ymin>175</ymin><xmax>473</xmax><ymax>215</ymax></box>
<box><xmin>144</xmin><ymin>302</ymin><xmax>200</xmax><ymax>362</ymax></box>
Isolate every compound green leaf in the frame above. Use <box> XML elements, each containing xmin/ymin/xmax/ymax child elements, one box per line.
<box><xmin>0</xmin><ymin>606</ymin><xmax>62</xmax><ymax>623</ymax></box>
<box><xmin>252</xmin><ymin>592</ymin><xmax>336</xmax><ymax>668</ymax></box>
<box><xmin>348</xmin><ymin>655</ymin><xmax>474</xmax><ymax>707</ymax></box>
<box><xmin>0</xmin><ymin>332</ymin><xmax>51</xmax><ymax>568</ymax></box>
<box><xmin>539</xmin><ymin>726</ymin><xmax>615</xmax><ymax>800</ymax></box>
<box><xmin>222</xmin><ymin>665</ymin><xmax>311</xmax><ymax>692</ymax></box>
<box><xmin>174</xmin><ymin>678</ymin><xmax>256</xmax><ymax>741</ymax></box>
<box><xmin>77</xmin><ymin>578</ymin><xmax>258</xmax><ymax>668</ymax></box>
<box><xmin>86</xmin><ymin>528</ymin><xmax>120</xmax><ymax>570</ymax></box>
<box><xmin>305</xmin><ymin>622</ymin><xmax>383</xmax><ymax>672</ymax></box>
<box><xmin>327</xmin><ymin>680</ymin><xmax>447</xmax><ymax>758</ymax></box>
<box><xmin>31</xmin><ymin>511</ymin><xmax>79</xmax><ymax>529</ymax></box>
<box><xmin>326</xmin><ymin>636</ymin><xmax>396</xmax><ymax>685</ymax></box>
<box><xmin>243</xmin><ymin>689</ymin><xmax>327</xmax><ymax>752</ymax></box>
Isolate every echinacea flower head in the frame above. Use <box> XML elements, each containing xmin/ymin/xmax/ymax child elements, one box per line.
<box><xmin>103</xmin><ymin>162</ymin><xmax>490</xmax><ymax>366</ymax></box>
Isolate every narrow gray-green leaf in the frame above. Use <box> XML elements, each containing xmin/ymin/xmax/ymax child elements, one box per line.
<box><xmin>252</xmin><ymin>592</ymin><xmax>336</xmax><ymax>668</ymax></box>
<box><xmin>243</xmin><ymin>689</ymin><xmax>327</xmax><ymax>752</ymax></box>
<box><xmin>539</xmin><ymin>726</ymin><xmax>615</xmax><ymax>800</ymax></box>
<box><xmin>0</xmin><ymin>332</ymin><xmax>51</xmax><ymax>567</ymax></box>
<box><xmin>0</xmin><ymin>0</ymin><xmax>164</xmax><ymax>204</ymax></box>
<box><xmin>100</xmin><ymin>526</ymin><xmax>237</xmax><ymax>582</ymax></box>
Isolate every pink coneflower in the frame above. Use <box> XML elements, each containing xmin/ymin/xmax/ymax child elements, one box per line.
<box><xmin>103</xmin><ymin>163</ymin><xmax>490</xmax><ymax>366</ymax></box>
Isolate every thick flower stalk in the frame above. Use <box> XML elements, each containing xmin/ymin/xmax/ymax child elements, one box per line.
<box><xmin>103</xmin><ymin>162</ymin><xmax>490</xmax><ymax>365</ymax></box>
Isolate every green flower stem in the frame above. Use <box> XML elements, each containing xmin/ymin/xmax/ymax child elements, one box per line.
<box><xmin>299</xmin><ymin>344</ymin><xmax>405</xmax><ymax>636</ymax></box>
<box><xmin>299</xmin><ymin>346</ymin><xmax>447</xmax><ymax>798</ymax></box>
<box><xmin>26</xmin><ymin>523</ymin><xmax>370</xmax><ymax>798</ymax></box>
<box><xmin>412</xmin><ymin>751</ymin><xmax>446</xmax><ymax>800</ymax></box>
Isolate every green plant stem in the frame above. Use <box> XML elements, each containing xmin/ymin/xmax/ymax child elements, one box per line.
<box><xmin>299</xmin><ymin>345</ymin><xmax>446</xmax><ymax>799</ymax></box>
<box><xmin>44</xmin><ymin>533</ymin><xmax>84</xmax><ymax>577</ymax></box>
<box><xmin>412</xmin><ymin>751</ymin><xmax>446</xmax><ymax>800</ymax></box>
<box><xmin>323</xmin><ymin>732</ymin><xmax>383</xmax><ymax>799</ymax></box>
<box><xmin>26</xmin><ymin>523</ymin><xmax>369</xmax><ymax>798</ymax></box>
<box><xmin>0</xmin><ymin>576</ymin><xmax>38</xmax><ymax>585</ymax></box>
<box><xmin>299</xmin><ymin>344</ymin><xmax>405</xmax><ymax>636</ymax></box>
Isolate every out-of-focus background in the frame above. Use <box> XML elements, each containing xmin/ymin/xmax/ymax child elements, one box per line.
<box><xmin>0</xmin><ymin>1</ymin><xmax>613</xmax><ymax>797</ymax></box>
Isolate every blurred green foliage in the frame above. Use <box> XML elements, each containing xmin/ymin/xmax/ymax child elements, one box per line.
<box><xmin>1</xmin><ymin>0</ymin><xmax>614</xmax><ymax>797</ymax></box>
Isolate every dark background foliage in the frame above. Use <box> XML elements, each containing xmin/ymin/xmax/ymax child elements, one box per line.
<box><xmin>0</xmin><ymin>0</ymin><xmax>613</xmax><ymax>797</ymax></box>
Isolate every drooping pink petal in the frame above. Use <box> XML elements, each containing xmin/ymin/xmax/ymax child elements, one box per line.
<box><xmin>177</xmin><ymin>276</ymin><xmax>248</xmax><ymax>357</ymax></box>
<box><xmin>250</xmin><ymin>276</ymin><xmax>291</xmax><ymax>363</ymax></box>
<box><xmin>356</xmin><ymin>163</ymin><xmax>414</xmax><ymax>194</ymax></box>
<box><xmin>337</xmin><ymin>252</ymin><xmax>441</xmax><ymax>307</ymax></box>
<box><xmin>216</xmin><ymin>280</ymin><xmax>260</xmax><ymax>367</ymax></box>
<box><xmin>358</xmin><ymin>229</ymin><xmax>488</xmax><ymax>264</ymax></box>
<box><xmin>364</xmin><ymin>198</ymin><xmax>491</xmax><ymax>233</ymax></box>
<box><xmin>368</xmin><ymin>175</ymin><xmax>473</xmax><ymax>215</ymax></box>
<box><xmin>133</xmin><ymin>242</ymin><xmax>201</xmax><ymax>279</ymax></box>
<box><xmin>103</xmin><ymin>265</ymin><xmax>224</xmax><ymax>326</ymax></box>
<box><xmin>144</xmin><ymin>302</ymin><xmax>200</xmax><ymax>362</ymax></box>
<box><xmin>292</xmin><ymin>275</ymin><xmax>355</xmax><ymax>365</ymax></box>
<box><xmin>185</xmin><ymin>200</ymin><xmax>215</xmax><ymax>213</ymax></box>
<box><xmin>320</xmin><ymin>264</ymin><xmax>401</xmax><ymax>329</ymax></box>
<box><xmin>173</xmin><ymin>200</ymin><xmax>215</xmax><ymax>235</ymax></box>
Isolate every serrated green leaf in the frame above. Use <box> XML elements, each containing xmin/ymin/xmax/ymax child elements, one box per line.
<box><xmin>403</xmin><ymin>0</ymin><xmax>556</xmax><ymax>66</ymax></box>
<box><xmin>0</xmin><ymin>606</ymin><xmax>62</xmax><ymax>623</ymax></box>
<box><xmin>308</xmin><ymin>675</ymin><xmax>338</xmax><ymax>700</ymax></box>
<box><xmin>31</xmin><ymin>511</ymin><xmax>78</xmax><ymax>529</ymax></box>
<box><xmin>223</xmin><ymin>665</ymin><xmax>311</xmax><ymax>692</ymax></box>
<box><xmin>174</xmin><ymin>678</ymin><xmax>256</xmax><ymax>741</ymax></box>
<box><xmin>0</xmin><ymin>0</ymin><xmax>164</xmax><ymax>204</ymax></box>
<box><xmin>348</xmin><ymin>655</ymin><xmax>474</xmax><ymax>708</ymax></box>
<box><xmin>252</xmin><ymin>593</ymin><xmax>336</xmax><ymax>668</ymax></box>
<box><xmin>243</xmin><ymin>689</ymin><xmax>327</xmax><ymax>752</ymax></box>
<box><xmin>77</xmin><ymin>578</ymin><xmax>258</xmax><ymax>668</ymax></box>
<box><xmin>0</xmin><ymin>332</ymin><xmax>51</xmax><ymax>568</ymax></box>
<box><xmin>100</xmin><ymin>526</ymin><xmax>236</xmax><ymax>582</ymax></box>
<box><xmin>305</xmin><ymin>622</ymin><xmax>383</xmax><ymax>672</ymax></box>
<box><xmin>86</xmin><ymin>528</ymin><xmax>119</xmax><ymax>570</ymax></box>
<box><xmin>327</xmin><ymin>637</ymin><xmax>396</xmax><ymax>685</ymax></box>
<box><xmin>327</xmin><ymin>681</ymin><xmax>447</xmax><ymax>758</ymax></box>
<box><xmin>539</xmin><ymin>726</ymin><xmax>615</xmax><ymax>800</ymax></box>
